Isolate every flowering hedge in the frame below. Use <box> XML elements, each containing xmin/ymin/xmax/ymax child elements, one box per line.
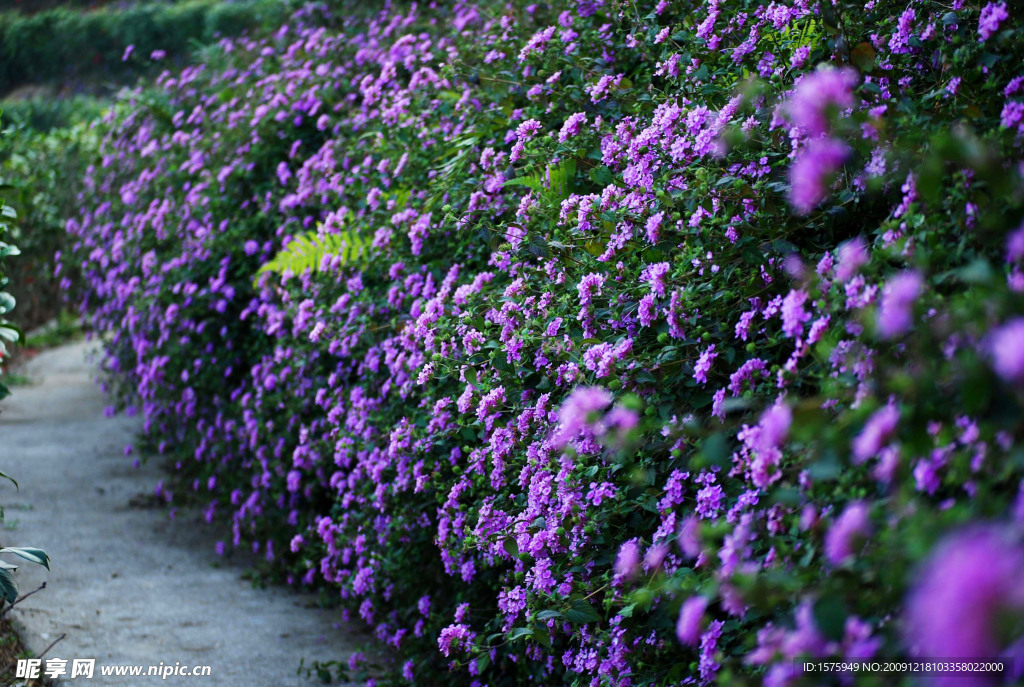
<box><xmin>66</xmin><ymin>0</ymin><xmax>1024</xmax><ymax>684</ymax></box>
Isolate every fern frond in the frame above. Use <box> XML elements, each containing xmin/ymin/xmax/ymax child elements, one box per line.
<box><xmin>504</xmin><ymin>158</ymin><xmax>577</xmax><ymax>204</ymax></box>
<box><xmin>254</xmin><ymin>223</ymin><xmax>367</xmax><ymax>286</ymax></box>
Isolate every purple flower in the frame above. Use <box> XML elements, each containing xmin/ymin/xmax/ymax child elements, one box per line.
<box><xmin>558</xmin><ymin>113</ymin><xmax>587</xmax><ymax>142</ymax></box>
<box><xmin>758</xmin><ymin>400</ymin><xmax>792</xmax><ymax>451</ymax></box>
<box><xmin>780</xmin><ymin>289</ymin><xmax>811</xmax><ymax>338</ymax></box>
<box><xmin>476</xmin><ymin>386</ymin><xmax>506</xmax><ymax>422</ymax></box>
<box><xmin>602</xmin><ymin>404</ymin><xmax>639</xmax><ymax>441</ymax></box>
<box><xmin>825</xmin><ymin>501</ymin><xmax>871</xmax><ymax>565</ymax></box>
<box><xmin>696</xmin><ymin>484</ymin><xmax>725</xmax><ymax>519</ymax></box>
<box><xmin>644</xmin><ymin>544</ymin><xmax>669</xmax><ymax>570</ymax></box>
<box><xmin>614</xmin><ymin>539</ymin><xmax>641</xmax><ymax>581</ymax></box>
<box><xmin>785</xmin><ymin>67</ymin><xmax>858</xmax><ymax>136</ymax></box>
<box><xmin>509</xmin><ymin>119</ymin><xmax>542</xmax><ymax>162</ymax></box>
<box><xmin>852</xmin><ymin>403</ymin><xmax>900</xmax><ymax>463</ymax></box>
<box><xmin>550</xmin><ymin>386</ymin><xmax>612</xmax><ymax>447</ymax></box>
<box><xmin>645</xmin><ymin>211</ymin><xmax>664</xmax><ymax>243</ymax></box>
<box><xmin>876</xmin><ymin>271</ymin><xmax>922</xmax><ymax>338</ymax></box>
<box><xmin>640</xmin><ymin>262</ymin><xmax>671</xmax><ymax>298</ymax></box>
<box><xmin>700</xmin><ymin>620</ymin><xmax>725</xmax><ymax>682</ymax></box>
<box><xmin>515</xmin><ymin>118</ymin><xmax>542</xmax><ymax>140</ymax></box>
<box><xmin>979</xmin><ymin>2</ymin><xmax>1009</xmax><ymax>42</ymax></box>
<box><xmin>577</xmin><ymin>273</ymin><xmax>605</xmax><ymax>306</ymax></box>
<box><xmin>1007</xmin><ymin>225</ymin><xmax>1024</xmax><ymax>262</ymax></box>
<box><xmin>519</xmin><ymin>25</ymin><xmax>557</xmax><ymax>61</ymax></box>
<box><xmin>905</xmin><ymin>525</ymin><xmax>1024</xmax><ymax>663</ymax></box>
<box><xmin>438</xmin><ymin>623</ymin><xmax>475</xmax><ymax>657</ymax></box>
<box><xmin>694</xmin><ymin>344</ymin><xmax>718</xmax><ymax>385</ymax></box>
<box><xmin>789</xmin><ymin>138</ymin><xmax>850</xmax><ymax>214</ymax></box>
<box><xmin>678</xmin><ymin>516</ymin><xmax>702</xmax><ymax>558</ymax></box>
<box><xmin>676</xmin><ymin>596</ymin><xmax>709</xmax><ymax>646</ymax></box>
<box><xmin>990</xmin><ymin>318</ymin><xmax>1024</xmax><ymax>386</ymax></box>
<box><xmin>834</xmin><ymin>236</ymin><xmax>869</xmax><ymax>283</ymax></box>
<box><xmin>583</xmin><ymin>338</ymin><xmax>633</xmax><ymax>378</ymax></box>
<box><xmin>638</xmin><ymin>293</ymin><xmax>657</xmax><ymax>327</ymax></box>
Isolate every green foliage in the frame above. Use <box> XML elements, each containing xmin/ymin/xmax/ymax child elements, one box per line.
<box><xmin>0</xmin><ymin>119</ymin><xmax>97</xmax><ymax>333</ymax></box>
<box><xmin>0</xmin><ymin>547</ymin><xmax>49</xmax><ymax>605</ymax></box>
<box><xmin>256</xmin><ymin>223</ymin><xmax>367</xmax><ymax>285</ymax></box>
<box><xmin>0</xmin><ymin>0</ymin><xmax>287</xmax><ymax>95</ymax></box>
<box><xmin>0</xmin><ymin>95</ymin><xmax>104</xmax><ymax>133</ymax></box>
<box><xmin>504</xmin><ymin>158</ymin><xmax>577</xmax><ymax>204</ymax></box>
<box><xmin>21</xmin><ymin>310</ymin><xmax>83</xmax><ymax>350</ymax></box>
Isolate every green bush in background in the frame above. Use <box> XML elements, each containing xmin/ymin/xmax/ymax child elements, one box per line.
<box><xmin>0</xmin><ymin>0</ymin><xmax>287</xmax><ymax>96</ymax></box>
<box><xmin>0</xmin><ymin>117</ymin><xmax>97</xmax><ymax>333</ymax></box>
<box><xmin>0</xmin><ymin>95</ymin><xmax>104</xmax><ymax>133</ymax></box>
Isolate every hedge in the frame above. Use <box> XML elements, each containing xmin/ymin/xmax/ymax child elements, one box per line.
<box><xmin>66</xmin><ymin>0</ymin><xmax>1024</xmax><ymax>684</ymax></box>
<box><xmin>0</xmin><ymin>0</ymin><xmax>287</xmax><ymax>95</ymax></box>
<box><xmin>0</xmin><ymin>113</ymin><xmax>97</xmax><ymax>333</ymax></box>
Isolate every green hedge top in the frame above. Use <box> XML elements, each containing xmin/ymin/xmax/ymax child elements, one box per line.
<box><xmin>0</xmin><ymin>0</ymin><xmax>286</xmax><ymax>96</ymax></box>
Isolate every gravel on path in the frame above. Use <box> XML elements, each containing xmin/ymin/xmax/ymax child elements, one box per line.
<box><xmin>0</xmin><ymin>340</ymin><xmax>362</xmax><ymax>686</ymax></box>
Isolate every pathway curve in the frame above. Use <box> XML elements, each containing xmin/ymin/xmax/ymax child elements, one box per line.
<box><xmin>0</xmin><ymin>340</ymin><xmax>361</xmax><ymax>686</ymax></box>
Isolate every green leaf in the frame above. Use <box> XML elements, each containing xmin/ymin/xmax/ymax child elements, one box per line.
<box><xmin>0</xmin><ymin>568</ymin><xmax>17</xmax><ymax>605</ymax></box>
<box><xmin>589</xmin><ymin>165</ymin><xmax>614</xmax><ymax>186</ymax></box>
<box><xmin>565</xmin><ymin>598</ymin><xmax>601</xmax><ymax>625</ymax></box>
<box><xmin>0</xmin><ymin>292</ymin><xmax>15</xmax><ymax>315</ymax></box>
<box><xmin>535</xmin><ymin>609</ymin><xmax>563</xmax><ymax>621</ymax></box>
<box><xmin>531</xmin><ymin>623</ymin><xmax>551</xmax><ymax>648</ymax></box>
<box><xmin>957</xmin><ymin>259</ymin><xmax>994</xmax><ymax>285</ymax></box>
<box><xmin>0</xmin><ymin>470</ymin><xmax>19</xmax><ymax>490</ymax></box>
<box><xmin>475</xmin><ymin>654</ymin><xmax>490</xmax><ymax>673</ymax></box>
<box><xmin>813</xmin><ymin>595</ymin><xmax>848</xmax><ymax>642</ymax></box>
<box><xmin>0</xmin><ymin>547</ymin><xmax>49</xmax><ymax>570</ymax></box>
<box><xmin>464</xmin><ymin>367</ymin><xmax>479</xmax><ymax>388</ymax></box>
<box><xmin>851</xmin><ymin>42</ymin><xmax>876</xmax><ymax>73</ymax></box>
<box><xmin>504</xmin><ymin>159</ymin><xmax>577</xmax><ymax>204</ymax></box>
<box><xmin>507</xmin><ymin>627</ymin><xmax>534</xmax><ymax>641</ymax></box>
<box><xmin>807</xmin><ymin>456</ymin><xmax>842</xmax><ymax>482</ymax></box>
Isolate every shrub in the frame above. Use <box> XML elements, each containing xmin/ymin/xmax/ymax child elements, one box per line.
<box><xmin>0</xmin><ymin>0</ymin><xmax>287</xmax><ymax>96</ymax></box>
<box><xmin>66</xmin><ymin>1</ymin><xmax>1024</xmax><ymax>684</ymax></box>
<box><xmin>0</xmin><ymin>95</ymin><xmax>105</xmax><ymax>133</ymax></box>
<box><xmin>0</xmin><ymin>117</ymin><xmax>98</xmax><ymax>332</ymax></box>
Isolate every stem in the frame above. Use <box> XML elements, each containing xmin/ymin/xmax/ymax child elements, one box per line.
<box><xmin>0</xmin><ymin>631</ymin><xmax>66</xmax><ymax>677</ymax></box>
<box><xmin>0</xmin><ymin>581</ymin><xmax>46</xmax><ymax>619</ymax></box>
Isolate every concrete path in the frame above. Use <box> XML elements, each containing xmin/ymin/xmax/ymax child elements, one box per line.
<box><xmin>0</xmin><ymin>340</ymin><xmax>362</xmax><ymax>686</ymax></box>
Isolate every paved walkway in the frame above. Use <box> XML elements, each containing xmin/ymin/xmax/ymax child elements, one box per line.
<box><xmin>0</xmin><ymin>340</ymin><xmax>361</xmax><ymax>686</ymax></box>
